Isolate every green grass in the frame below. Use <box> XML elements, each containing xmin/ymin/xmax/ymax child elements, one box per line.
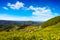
<box><xmin>0</xmin><ymin>22</ymin><xmax>60</xmax><ymax>40</ymax></box>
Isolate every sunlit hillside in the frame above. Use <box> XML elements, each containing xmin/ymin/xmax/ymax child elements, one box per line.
<box><xmin>0</xmin><ymin>16</ymin><xmax>60</xmax><ymax>40</ymax></box>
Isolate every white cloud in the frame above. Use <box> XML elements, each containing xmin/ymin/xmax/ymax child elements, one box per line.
<box><xmin>29</xmin><ymin>6</ymin><xmax>52</xmax><ymax>16</ymax></box>
<box><xmin>28</xmin><ymin>6</ymin><xmax>58</xmax><ymax>21</ymax></box>
<box><xmin>3</xmin><ymin>7</ymin><xmax>8</xmax><ymax>10</ymax></box>
<box><xmin>7</xmin><ymin>1</ymin><xmax>24</xmax><ymax>10</ymax></box>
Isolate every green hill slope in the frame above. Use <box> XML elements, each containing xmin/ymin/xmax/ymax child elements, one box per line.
<box><xmin>34</xmin><ymin>22</ymin><xmax>60</xmax><ymax>40</ymax></box>
<box><xmin>43</xmin><ymin>22</ymin><xmax>60</xmax><ymax>31</ymax></box>
<box><xmin>0</xmin><ymin>19</ymin><xmax>60</xmax><ymax>40</ymax></box>
<box><xmin>41</xmin><ymin>16</ymin><xmax>60</xmax><ymax>28</ymax></box>
<box><xmin>0</xmin><ymin>16</ymin><xmax>60</xmax><ymax>40</ymax></box>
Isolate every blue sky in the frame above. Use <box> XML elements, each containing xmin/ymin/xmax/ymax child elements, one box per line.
<box><xmin>0</xmin><ymin>0</ymin><xmax>60</xmax><ymax>21</ymax></box>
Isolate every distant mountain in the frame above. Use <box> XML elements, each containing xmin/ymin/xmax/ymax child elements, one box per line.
<box><xmin>0</xmin><ymin>20</ymin><xmax>42</xmax><ymax>26</ymax></box>
<box><xmin>0</xmin><ymin>20</ymin><xmax>42</xmax><ymax>31</ymax></box>
<box><xmin>41</xmin><ymin>16</ymin><xmax>60</xmax><ymax>28</ymax></box>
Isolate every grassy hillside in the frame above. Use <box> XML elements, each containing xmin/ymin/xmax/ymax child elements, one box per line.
<box><xmin>0</xmin><ymin>22</ymin><xmax>60</xmax><ymax>40</ymax></box>
<box><xmin>0</xmin><ymin>16</ymin><xmax>60</xmax><ymax>40</ymax></box>
<box><xmin>41</xmin><ymin>16</ymin><xmax>60</xmax><ymax>28</ymax></box>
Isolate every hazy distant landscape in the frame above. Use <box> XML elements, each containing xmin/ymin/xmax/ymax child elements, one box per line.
<box><xmin>0</xmin><ymin>20</ymin><xmax>41</xmax><ymax>31</ymax></box>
